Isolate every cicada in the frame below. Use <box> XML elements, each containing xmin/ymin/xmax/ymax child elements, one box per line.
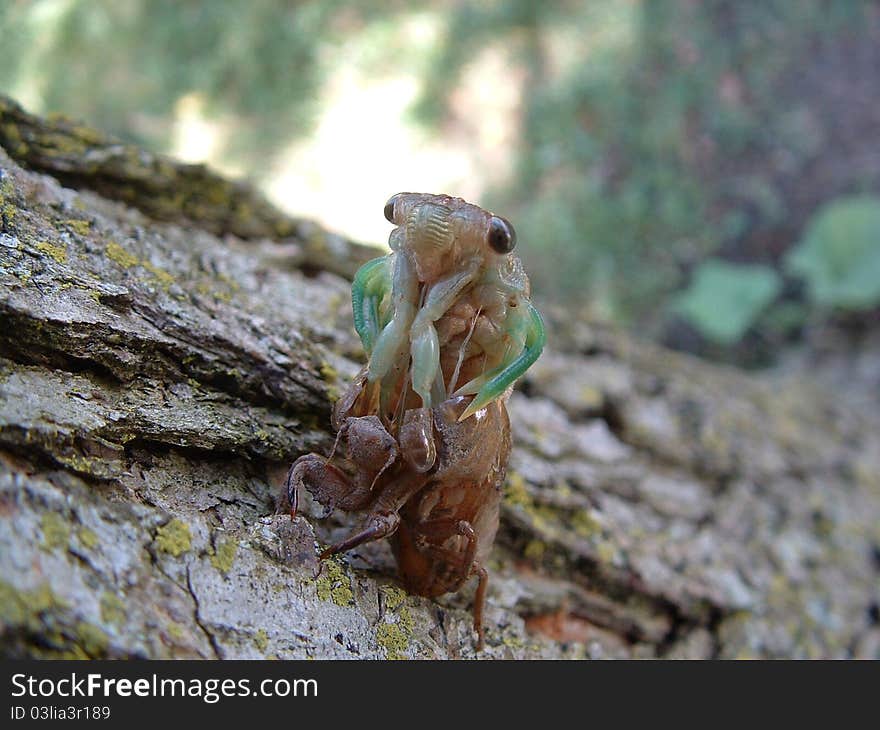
<box><xmin>287</xmin><ymin>193</ymin><xmax>545</xmax><ymax>649</ymax></box>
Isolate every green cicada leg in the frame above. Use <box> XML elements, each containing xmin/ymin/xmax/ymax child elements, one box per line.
<box><xmin>454</xmin><ymin>301</ymin><xmax>546</xmax><ymax>421</ymax></box>
<box><xmin>351</xmin><ymin>256</ymin><xmax>392</xmax><ymax>356</ymax></box>
<box><xmin>409</xmin><ymin>262</ymin><xmax>480</xmax><ymax>408</ymax></box>
<box><xmin>368</xmin><ymin>252</ymin><xmax>418</xmax><ymax>387</ymax></box>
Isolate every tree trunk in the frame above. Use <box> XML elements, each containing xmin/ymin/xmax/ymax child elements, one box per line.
<box><xmin>1</xmin><ymin>97</ymin><xmax>878</xmax><ymax>659</ymax></box>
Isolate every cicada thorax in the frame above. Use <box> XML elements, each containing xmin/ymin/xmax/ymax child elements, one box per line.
<box><xmin>435</xmin><ymin>283</ymin><xmax>515</xmax><ymax>394</ymax></box>
<box><xmin>350</xmin><ymin>279</ymin><xmax>491</xmax><ymax>431</ymax></box>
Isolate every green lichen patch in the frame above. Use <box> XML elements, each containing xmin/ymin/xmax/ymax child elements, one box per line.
<box><xmin>154</xmin><ymin>518</ymin><xmax>192</xmax><ymax>557</ymax></box>
<box><xmin>99</xmin><ymin>592</ymin><xmax>126</xmax><ymax>627</ymax></box>
<box><xmin>571</xmin><ymin>510</ymin><xmax>602</xmax><ymax>539</ymax></box>
<box><xmin>523</xmin><ymin>539</ymin><xmax>547</xmax><ymax>560</ymax></box>
<box><xmin>253</xmin><ymin>628</ymin><xmax>269</xmax><ymax>652</ymax></box>
<box><xmin>376</xmin><ymin>621</ymin><xmax>410</xmax><ymax>660</ymax></box>
<box><xmin>41</xmin><ymin>512</ymin><xmax>71</xmax><ymax>552</ymax></box>
<box><xmin>380</xmin><ymin>585</ymin><xmax>408</xmax><ymax>611</ymax></box>
<box><xmin>54</xmin><ymin>450</ymin><xmax>119</xmax><ymax>480</ymax></box>
<box><xmin>377</xmin><ymin>586</ymin><xmax>414</xmax><ymax>659</ymax></box>
<box><xmin>315</xmin><ymin>558</ymin><xmax>354</xmax><ymax>606</ymax></box>
<box><xmin>64</xmin><ymin>219</ymin><xmax>91</xmax><ymax>237</ymax></box>
<box><xmin>502</xmin><ymin>634</ymin><xmax>526</xmax><ymax>650</ymax></box>
<box><xmin>75</xmin><ymin>620</ymin><xmax>109</xmax><ymax>656</ymax></box>
<box><xmin>1</xmin><ymin>120</ymin><xmax>26</xmax><ymax>156</ymax></box>
<box><xmin>0</xmin><ymin>581</ymin><xmax>107</xmax><ymax>657</ymax></box>
<box><xmin>319</xmin><ymin>362</ymin><xmax>341</xmax><ymax>402</ymax></box>
<box><xmin>503</xmin><ymin>472</ymin><xmax>558</xmax><ymax>532</ymax></box>
<box><xmin>504</xmin><ymin>472</ymin><xmax>532</xmax><ymax>508</ymax></box>
<box><xmin>0</xmin><ymin>580</ymin><xmax>66</xmax><ymax>627</ymax></box>
<box><xmin>595</xmin><ymin>540</ymin><xmax>620</xmax><ymax>565</ymax></box>
<box><xmin>209</xmin><ymin>538</ymin><xmax>238</xmax><ymax>575</ymax></box>
<box><xmin>106</xmin><ymin>240</ymin><xmax>139</xmax><ymax>268</ymax></box>
<box><xmin>34</xmin><ymin>240</ymin><xmax>68</xmax><ymax>264</ymax></box>
<box><xmin>0</xmin><ymin>176</ymin><xmax>17</xmax><ymax>226</ymax></box>
<box><xmin>194</xmin><ymin>274</ymin><xmax>238</xmax><ymax>302</ymax></box>
<box><xmin>319</xmin><ymin>362</ymin><xmax>338</xmax><ymax>382</ymax></box>
<box><xmin>216</xmin><ymin>272</ymin><xmax>241</xmax><ymax>292</ymax></box>
<box><xmin>77</xmin><ymin>527</ymin><xmax>99</xmax><ymax>549</ymax></box>
<box><xmin>141</xmin><ymin>260</ymin><xmax>175</xmax><ymax>291</ymax></box>
<box><xmin>577</xmin><ymin>385</ymin><xmax>604</xmax><ymax>410</ymax></box>
<box><xmin>398</xmin><ymin>605</ymin><xmax>414</xmax><ymax>635</ymax></box>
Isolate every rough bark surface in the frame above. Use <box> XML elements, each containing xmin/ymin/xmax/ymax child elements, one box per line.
<box><xmin>1</xmin><ymin>97</ymin><xmax>878</xmax><ymax>659</ymax></box>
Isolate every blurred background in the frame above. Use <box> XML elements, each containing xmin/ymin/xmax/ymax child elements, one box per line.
<box><xmin>2</xmin><ymin>0</ymin><xmax>878</xmax><ymax>376</ymax></box>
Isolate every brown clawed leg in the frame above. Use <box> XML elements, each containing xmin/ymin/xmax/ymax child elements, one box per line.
<box><xmin>287</xmin><ymin>453</ymin><xmax>376</xmax><ymax>518</ymax></box>
<box><xmin>472</xmin><ymin>564</ymin><xmax>489</xmax><ymax>651</ymax></box>
<box><xmin>283</xmin><ymin>457</ymin><xmax>306</xmax><ymax>520</ymax></box>
<box><xmin>438</xmin><ymin>522</ymin><xmax>490</xmax><ymax>650</ymax></box>
<box><xmin>330</xmin><ymin>367</ymin><xmax>369</xmax><ymax>430</ymax></box>
<box><xmin>457</xmin><ymin>521</ymin><xmax>477</xmax><ymax>568</ymax></box>
<box><xmin>320</xmin><ymin>511</ymin><xmax>400</xmax><ymax>559</ymax></box>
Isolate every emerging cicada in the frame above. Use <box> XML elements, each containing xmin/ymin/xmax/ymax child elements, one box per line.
<box><xmin>287</xmin><ymin>193</ymin><xmax>545</xmax><ymax>649</ymax></box>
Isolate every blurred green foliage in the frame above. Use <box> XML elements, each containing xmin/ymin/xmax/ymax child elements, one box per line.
<box><xmin>411</xmin><ymin>1</ymin><xmax>877</xmax><ymax>341</ymax></box>
<box><xmin>785</xmin><ymin>196</ymin><xmax>880</xmax><ymax>310</ymax></box>
<box><xmin>0</xmin><ymin>0</ymin><xmax>364</xmax><ymax>166</ymax></box>
<box><xmin>451</xmin><ymin>0</ymin><xmax>874</xmax><ymax>332</ymax></box>
<box><xmin>671</xmin><ymin>260</ymin><xmax>781</xmax><ymax>345</ymax></box>
<box><xmin>1</xmin><ymin>0</ymin><xmax>877</xmax><ymax>352</ymax></box>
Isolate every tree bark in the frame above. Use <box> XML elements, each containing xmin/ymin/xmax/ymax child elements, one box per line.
<box><xmin>1</xmin><ymin>97</ymin><xmax>878</xmax><ymax>659</ymax></box>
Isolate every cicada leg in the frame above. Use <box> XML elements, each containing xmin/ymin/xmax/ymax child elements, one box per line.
<box><xmin>319</xmin><ymin>467</ymin><xmax>431</xmax><ymax>559</ymax></box>
<box><xmin>472</xmin><ymin>564</ymin><xmax>489</xmax><ymax>651</ymax></box>
<box><xmin>285</xmin><ymin>454</ymin><xmax>373</xmax><ymax>520</ymax></box>
<box><xmin>351</xmin><ymin>256</ymin><xmax>392</xmax><ymax>355</ymax></box>
<box><xmin>319</xmin><ymin>511</ymin><xmax>400</xmax><ymax>559</ymax></box>
<box><xmin>409</xmin><ymin>263</ymin><xmax>479</xmax><ymax>408</ymax></box>
<box><xmin>285</xmin><ymin>414</ymin><xmax>400</xmax><ymax>520</ymax></box>
<box><xmin>454</xmin><ymin>300</ymin><xmax>545</xmax><ymax>421</ymax></box>
<box><xmin>367</xmin><ymin>254</ymin><xmax>418</xmax><ymax>387</ymax></box>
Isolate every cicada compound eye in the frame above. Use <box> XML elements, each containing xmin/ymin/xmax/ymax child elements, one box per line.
<box><xmin>384</xmin><ymin>194</ymin><xmax>401</xmax><ymax>224</ymax></box>
<box><xmin>487</xmin><ymin>216</ymin><xmax>516</xmax><ymax>254</ymax></box>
